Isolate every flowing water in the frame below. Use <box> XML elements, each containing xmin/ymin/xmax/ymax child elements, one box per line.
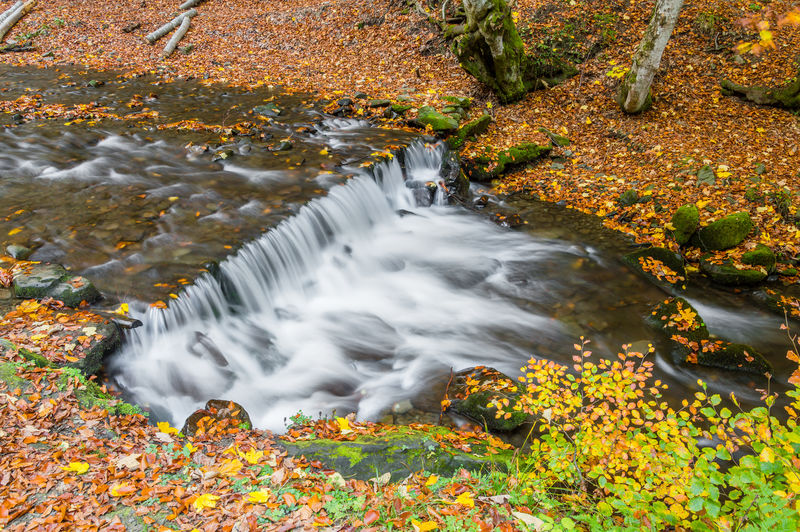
<box><xmin>1</xmin><ymin>66</ymin><xmax>794</xmax><ymax>432</ymax></box>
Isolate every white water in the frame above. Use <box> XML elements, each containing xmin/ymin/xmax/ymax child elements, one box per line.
<box><xmin>110</xmin><ymin>141</ymin><xmax>587</xmax><ymax>431</ymax></box>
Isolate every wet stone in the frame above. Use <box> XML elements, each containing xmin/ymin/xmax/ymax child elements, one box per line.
<box><xmin>12</xmin><ymin>263</ymin><xmax>101</xmax><ymax>307</ymax></box>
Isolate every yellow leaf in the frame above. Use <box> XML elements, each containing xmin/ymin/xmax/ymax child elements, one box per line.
<box><xmin>193</xmin><ymin>493</ymin><xmax>219</xmax><ymax>511</ymax></box>
<box><xmin>168</xmin><ymin>196</ymin><xmax>179</xmax><ymax>202</ymax></box>
<box><xmin>7</xmin><ymin>227</ymin><xmax>23</xmax><ymax>236</ymax></box>
<box><xmin>759</xmin><ymin>446</ymin><xmax>775</xmax><ymax>463</ymax></box>
<box><xmin>218</xmin><ymin>458</ymin><xmax>244</xmax><ymax>477</ymax></box>
<box><xmin>425</xmin><ymin>474</ymin><xmax>439</xmax><ymax>486</ymax></box>
<box><xmin>335</xmin><ymin>417</ymin><xmax>353</xmax><ymax>434</ymax></box>
<box><xmin>695</xmin><ymin>199</ymin><xmax>710</xmax><ymax>209</ymax></box>
<box><xmin>585</xmin><ymin>117</ymin><xmax>592</xmax><ymax>125</ymax></box>
<box><xmin>756</xmin><ymin>127</ymin><xmax>766</xmax><ymax>134</ymax></box>
<box><xmin>247</xmin><ymin>489</ymin><xmax>271</xmax><ymax>504</ymax></box>
<box><xmin>412</xmin><ymin>519</ymin><xmax>439</xmax><ymax>531</ymax></box>
<box><xmin>184</xmin><ymin>442</ymin><xmax>198</xmax><ymax>454</ymax></box>
<box><xmin>455</xmin><ymin>491</ymin><xmax>475</xmax><ymax>508</ymax></box>
<box><xmin>157</xmin><ymin>421</ymin><xmax>179</xmax><ymax>435</ymax></box>
<box><xmin>169</xmin><ymin>293</ymin><xmax>179</xmax><ymax>299</ymax></box>
<box><xmin>110</xmin><ymin>483</ymin><xmax>134</xmax><ymax>497</ymax></box>
<box><xmin>61</xmin><ymin>462</ymin><xmax>90</xmax><ymax>474</ymax></box>
<box><xmin>240</xmin><ymin>449</ymin><xmax>263</xmax><ymax>465</ymax></box>
<box><xmin>114</xmin><ymin>303</ymin><xmax>129</xmax><ymax>315</ymax></box>
<box><xmin>319</xmin><ymin>148</ymin><xmax>329</xmax><ymax>156</ymax></box>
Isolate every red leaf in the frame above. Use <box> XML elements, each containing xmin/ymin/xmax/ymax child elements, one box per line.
<box><xmin>364</xmin><ymin>510</ymin><xmax>379</xmax><ymax>525</ymax></box>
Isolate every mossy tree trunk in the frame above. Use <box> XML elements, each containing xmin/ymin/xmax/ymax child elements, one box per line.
<box><xmin>617</xmin><ymin>0</ymin><xmax>684</xmax><ymax>114</ymax></box>
<box><xmin>720</xmin><ymin>72</ymin><xmax>800</xmax><ymax>109</ymax></box>
<box><xmin>450</xmin><ymin>0</ymin><xmax>529</xmax><ymax>103</ymax></box>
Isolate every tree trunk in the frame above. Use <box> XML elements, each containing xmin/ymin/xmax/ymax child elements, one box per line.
<box><xmin>0</xmin><ymin>2</ymin><xmax>23</xmax><ymax>26</ymax></box>
<box><xmin>451</xmin><ymin>0</ymin><xmax>529</xmax><ymax>103</ymax></box>
<box><xmin>0</xmin><ymin>0</ymin><xmax>34</xmax><ymax>42</ymax></box>
<box><xmin>146</xmin><ymin>9</ymin><xmax>196</xmax><ymax>44</ymax></box>
<box><xmin>721</xmin><ymin>74</ymin><xmax>800</xmax><ymax>109</ymax></box>
<box><xmin>617</xmin><ymin>0</ymin><xmax>684</xmax><ymax>114</ymax></box>
<box><xmin>161</xmin><ymin>15</ymin><xmax>191</xmax><ymax>59</ymax></box>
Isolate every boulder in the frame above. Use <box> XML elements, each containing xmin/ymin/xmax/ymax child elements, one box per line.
<box><xmin>622</xmin><ymin>247</ymin><xmax>686</xmax><ymax>290</ymax></box>
<box><xmin>742</xmin><ymin>244</ymin><xmax>776</xmax><ymax>272</ymax></box>
<box><xmin>410</xmin><ymin>106</ymin><xmax>459</xmax><ymax>132</ymax></box>
<box><xmin>647</xmin><ymin>297</ymin><xmax>709</xmax><ymax>347</ymax></box>
<box><xmin>5</xmin><ymin>244</ymin><xmax>32</xmax><ymax>260</ymax></box>
<box><xmin>367</xmin><ymin>99</ymin><xmax>391</xmax><ymax>108</ymax></box>
<box><xmin>12</xmin><ymin>263</ymin><xmax>101</xmax><ymax>307</ymax></box>
<box><xmin>448</xmin><ymin>366</ymin><xmax>528</xmax><ymax>432</ymax></box>
<box><xmin>253</xmin><ymin>103</ymin><xmax>281</xmax><ymax>117</ymax></box>
<box><xmin>181</xmin><ymin>399</ymin><xmax>252</xmax><ymax>438</ymax></box>
<box><xmin>446</xmin><ymin>114</ymin><xmax>492</xmax><ymax>150</ymax></box>
<box><xmin>699</xmin><ymin>256</ymin><xmax>767</xmax><ymax>285</ymax></box>
<box><xmin>441</xmin><ymin>95</ymin><xmax>472</xmax><ymax>108</ymax></box>
<box><xmin>537</xmin><ymin>126</ymin><xmax>570</xmax><ymax>147</ymax></box>
<box><xmin>462</xmin><ymin>142</ymin><xmax>551</xmax><ymax>183</ymax></box>
<box><xmin>671</xmin><ymin>204</ymin><xmax>699</xmax><ymax>245</ymax></box>
<box><xmin>696</xmin><ymin>342</ymin><xmax>771</xmax><ymax>375</ymax></box>
<box><xmin>281</xmin><ymin>426</ymin><xmax>513</xmax><ymax>482</ymax></box>
<box><xmin>695</xmin><ymin>212</ymin><xmax>753</xmax><ymax>251</ymax></box>
<box><xmin>439</xmin><ymin>150</ymin><xmax>469</xmax><ymax>199</ymax></box>
<box><xmin>618</xmin><ymin>189</ymin><xmax>639</xmax><ymax>207</ymax></box>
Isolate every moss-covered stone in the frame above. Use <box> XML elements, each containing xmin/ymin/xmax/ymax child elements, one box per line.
<box><xmin>410</xmin><ymin>106</ymin><xmax>459</xmax><ymax>132</ymax></box>
<box><xmin>390</xmin><ymin>103</ymin><xmax>412</xmax><ymax>115</ymax></box>
<box><xmin>742</xmin><ymin>244</ymin><xmax>776</xmax><ymax>273</ymax></box>
<box><xmin>0</xmin><ymin>361</ymin><xmax>30</xmax><ymax>391</ymax></box>
<box><xmin>618</xmin><ymin>189</ymin><xmax>639</xmax><ymax>207</ymax></box>
<box><xmin>697</xmin><ymin>342</ymin><xmax>771</xmax><ymax>375</ymax></box>
<box><xmin>671</xmin><ymin>204</ymin><xmax>699</xmax><ymax>245</ymax></box>
<box><xmin>448</xmin><ymin>367</ymin><xmax>528</xmax><ymax>432</ymax></box>
<box><xmin>695</xmin><ymin>212</ymin><xmax>753</xmax><ymax>251</ymax></box>
<box><xmin>442</xmin><ymin>95</ymin><xmax>472</xmax><ymax>108</ymax></box>
<box><xmin>253</xmin><ymin>103</ymin><xmax>281</xmax><ymax>117</ymax></box>
<box><xmin>446</xmin><ymin>114</ymin><xmax>492</xmax><ymax>150</ymax></box>
<box><xmin>699</xmin><ymin>255</ymin><xmax>767</xmax><ymax>285</ymax></box>
<box><xmin>647</xmin><ymin>297</ymin><xmax>709</xmax><ymax>346</ymax></box>
<box><xmin>537</xmin><ymin>126</ymin><xmax>570</xmax><ymax>147</ymax></box>
<box><xmin>463</xmin><ymin>142</ymin><xmax>551</xmax><ymax>183</ymax></box>
<box><xmin>622</xmin><ymin>247</ymin><xmax>686</xmax><ymax>290</ymax></box>
<box><xmin>12</xmin><ymin>263</ymin><xmax>101</xmax><ymax>307</ymax></box>
<box><xmin>367</xmin><ymin>99</ymin><xmax>391</xmax><ymax>108</ymax></box>
<box><xmin>280</xmin><ymin>426</ymin><xmax>513</xmax><ymax>481</ymax></box>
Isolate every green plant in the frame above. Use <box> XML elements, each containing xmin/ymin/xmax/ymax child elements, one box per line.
<box><xmin>487</xmin><ymin>337</ymin><xmax>800</xmax><ymax>528</ymax></box>
<box><xmin>286</xmin><ymin>410</ymin><xmax>313</xmax><ymax>429</ymax></box>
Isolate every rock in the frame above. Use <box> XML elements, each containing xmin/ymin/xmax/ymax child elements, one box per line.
<box><xmin>622</xmin><ymin>247</ymin><xmax>686</xmax><ymax>290</ymax></box>
<box><xmin>390</xmin><ymin>103</ymin><xmax>412</xmax><ymax>115</ymax></box>
<box><xmin>441</xmin><ymin>95</ymin><xmax>472</xmax><ymax>108</ymax></box>
<box><xmin>695</xmin><ymin>212</ymin><xmax>753</xmax><ymax>251</ymax></box>
<box><xmin>647</xmin><ymin>297</ymin><xmax>709</xmax><ymax>348</ymax></box>
<box><xmin>671</xmin><ymin>204</ymin><xmax>699</xmax><ymax>245</ymax></box>
<box><xmin>181</xmin><ymin>399</ymin><xmax>252</xmax><ymax>438</ymax></box>
<box><xmin>12</xmin><ymin>263</ymin><xmax>101</xmax><ymax>307</ymax></box>
<box><xmin>537</xmin><ymin>126</ymin><xmax>570</xmax><ymax>147</ymax></box>
<box><xmin>410</xmin><ymin>106</ymin><xmax>459</xmax><ymax>132</ymax></box>
<box><xmin>280</xmin><ymin>426</ymin><xmax>513</xmax><ymax>482</ymax></box>
<box><xmin>253</xmin><ymin>103</ymin><xmax>281</xmax><ymax>118</ymax></box>
<box><xmin>367</xmin><ymin>99</ymin><xmax>391</xmax><ymax>108</ymax></box>
<box><xmin>271</xmin><ymin>141</ymin><xmax>293</xmax><ymax>151</ymax></box>
<box><xmin>446</xmin><ymin>114</ymin><xmax>492</xmax><ymax>150</ymax></box>
<box><xmin>696</xmin><ymin>342</ymin><xmax>771</xmax><ymax>375</ymax></box>
<box><xmin>5</xmin><ymin>244</ymin><xmax>32</xmax><ymax>260</ymax></box>
<box><xmin>354</xmin><ymin>92</ymin><xmax>368</xmax><ymax>99</ymax></box>
<box><xmin>696</xmin><ymin>165</ymin><xmax>716</xmax><ymax>186</ymax></box>
<box><xmin>337</xmin><ymin>98</ymin><xmax>353</xmax><ymax>107</ymax></box>
<box><xmin>462</xmin><ymin>142</ymin><xmax>551</xmax><ymax>183</ymax></box>
<box><xmin>212</xmin><ymin>149</ymin><xmax>234</xmax><ymax>162</ymax></box>
<box><xmin>699</xmin><ymin>255</ymin><xmax>767</xmax><ymax>285</ymax></box>
<box><xmin>439</xmin><ymin>150</ymin><xmax>469</xmax><ymax>199</ymax></box>
<box><xmin>618</xmin><ymin>189</ymin><xmax>639</xmax><ymax>207</ymax></box>
<box><xmin>742</xmin><ymin>244</ymin><xmax>776</xmax><ymax>273</ymax></box>
<box><xmin>448</xmin><ymin>367</ymin><xmax>528</xmax><ymax>432</ymax></box>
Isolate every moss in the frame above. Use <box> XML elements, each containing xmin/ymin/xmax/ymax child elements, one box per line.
<box><xmin>699</xmin><ymin>256</ymin><xmax>767</xmax><ymax>285</ymax></box>
<box><xmin>622</xmin><ymin>247</ymin><xmax>686</xmax><ymax>290</ymax></box>
<box><xmin>411</xmin><ymin>106</ymin><xmax>459</xmax><ymax>132</ymax></box>
<box><xmin>18</xmin><ymin>347</ymin><xmax>51</xmax><ymax>368</ymax></box>
<box><xmin>446</xmin><ymin>114</ymin><xmax>492</xmax><ymax>150</ymax></box>
<box><xmin>618</xmin><ymin>189</ymin><xmax>639</xmax><ymax>207</ymax></box>
<box><xmin>0</xmin><ymin>361</ymin><xmax>30</xmax><ymax>391</ymax></box>
<box><xmin>442</xmin><ymin>95</ymin><xmax>472</xmax><ymax>108</ymax></box>
<box><xmin>463</xmin><ymin>142</ymin><xmax>551</xmax><ymax>182</ymax></box>
<box><xmin>742</xmin><ymin>244</ymin><xmax>776</xmax><ymax>273</ymax></box>
<box><xmin>671</xmin><ymin>203</ymin><xmax>699</xmax><ymax>245</ymax></box>
<box><xmin>537</xmin><ymin>126</ymin><xmax>570</xmax><ymax>147</ymax></box>
<box><xmin>695</xmin><ymin>212</ymin><xmax>753</xmax><ymax>251</ymax></box>
<box><xmin>647</xmin><ymin>297</ymin><xmax>709</xmax><ymax>346</ymax></box>
<box><xmin>697</xmin><ymin>342</ymin><xmax>772</xmax><ymax>375</ymax></box>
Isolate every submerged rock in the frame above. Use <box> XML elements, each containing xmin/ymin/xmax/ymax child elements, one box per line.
<box><xmin>5</xmin><ymin>244</ymin><xmax>32</xmax><ymax>260</ymax></box>
<box><xmin>622</xmin><ymin>247</ymin><xmax>686</xmax><ymax>290</ymax></box>
<box><xmin>694</xmin><ymin>212</ymin><xmax>753</xmax><ymax>251</ymax></box>
<box><xmin>12</xmin><ymin>263</ymin><xmax>101</xmax><ymax>307</ymax></box>
<box><xmin>670</xmin><ymin>204</ymin><xmax>699</xmax><ymax>245</ymax></box>
<box><xmin>181</xmin><ymin>399</ymin><xmax>252</xmax><ymax>438</ymax></box>
<box><xmin>253</xmin><ymin>103</ymin><xmax>281</xmax><ymax>117</ymax></box>
<box><xmin>448</xmin><ymin>366</ymin><xmax>528</xmax><ymax>432</ymax></box>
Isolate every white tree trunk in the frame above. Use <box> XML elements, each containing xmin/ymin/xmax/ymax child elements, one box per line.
<box><xmin>146</xmin><ymin>8</ymin><xmax>196</xmax><ymax>44</ymax></box>
<box><xmin>0</xmin><ymin>0</ymin><xmax>33</xmax><ymax>42</ymax></box>
<box><xmin>161</xmin><ymin>14</ymin><xmax>191</xmax><ymax>58</ymax></box>
<box><xmin>0</xmin><ymin>2</ymin><xmax>23</xmax><ymax>26</ymax></box>
<box><xmin>617</xmin><ymin>0</ymin><xmax>684</xmax><ymax>113</ymax></box>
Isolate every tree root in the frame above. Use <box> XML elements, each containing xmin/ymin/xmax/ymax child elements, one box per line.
<box><xmin>721</xmin><ymin>76</ymin><xmax>800</xmax><ymax>110</ymax></box>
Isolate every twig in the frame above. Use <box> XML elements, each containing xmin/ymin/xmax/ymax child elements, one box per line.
<box><xmin>146</xmin><ymin>8</ymin><xmax>196</xmax><ymax>44</ymax></box>
<box><xmin>0</xmin><ymin>0</ymin><xmax>34</xmax><ymax>42</ymax></box>
<box><xmin>161</xmin><ymin>14</ymin><xmax>191</xmax><ymax>58</ymax></box>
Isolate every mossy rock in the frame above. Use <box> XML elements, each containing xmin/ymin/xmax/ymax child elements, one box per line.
<box><xmin>699</xmin><ymin>255</ymin><xmax>767</xmax><ymax>285</ymax></box>
<box><xmin>367</xmin><ymin>99</ymin><xmax>391</xmax><ymax>108</ymax></box>
<box><xmin>622</xmin><ymin>247</ymin><xmax>686</xmax><ymax>290</ymax></box>
<box><xmin>448</xmin><ymin>367</ymin><xmax>527</xmax><ymax>432</ymax></box>
<box><xmin>253</xmin><ymin>103</ymin><xmax>281</xmax><ymax>117</ymax></box>
<box><xmin>390</xmin><ymin>103</ymin><xmax>413</xmax><ymax>115</ymax></box>
<box><xmin>447</xmin><ymin>114</ymin><xmax>492</xmax><ymax>150</ymax></box>
<box><xmin>671</xmin><ymin>204</ymin><xmax>699</xmax><ymax>245</ymax></box>
<box><xmin>12</xmin><ymin>263</ymin><xmax>101</xmax><ymax>307</ymax></box>
<box><xmin>0</xmin><ymin>361</ymin><xmax>31</xmax><ymax>391</ymax></box>
<box><xmin>410</xmin><ymin>106</ymin><xmax>459</xmax><ymax>132</ymax></box>
<box><xmin>697</xmin><ymin>342</ymin><xmax>771</xmax><ymax>375</ymax></box>
<box><xmin>537</xmin><ymin>127</ymin><xmax>570</xmax><ymax>147</ymax></box>
<box><xmin>442</xmin><ymin>95</ymin><xmax>472</xmax><ymax>108</ymax></box>
<box><xmin>647</xmin><ymin>297</ymin><xmax>709</xmax><ymax>347</ymax></box>
<box><xmin>618</xmin><ymin>189</ymin><xmax>639</xmax><ymax>207</ymax></box>
<box><xmin>742</xmin><ymin>244</ymin><xmax>776</xmax><ymax>273</ymax></box>
<box><xmin>463</xmin><ymin>142</ymin><xmax>551</xmax><ymax>183</ymax></box>
<box><xmin>281</xmin><ymin>427</ymin><xmax>513</xmax><ymax>482</ymax></box>
<box><xmin>695</xmin><ymin>212</ymin><xmax>753</xmax><ymax>251</ymax></box>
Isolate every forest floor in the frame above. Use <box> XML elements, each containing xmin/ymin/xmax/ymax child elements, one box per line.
<box><xmin>2</xmin><ymin>0</ymin><xmax>800</xmax><ymax>530</ymax></box>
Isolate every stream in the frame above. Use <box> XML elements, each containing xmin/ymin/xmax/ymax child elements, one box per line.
<box><xmin>0</xmin><ymin>65</ymin><xmax>793</xmax><ymax>432</ymax></box>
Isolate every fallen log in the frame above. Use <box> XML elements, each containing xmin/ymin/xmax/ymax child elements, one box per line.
<box><xmin>179</xmin><ymin>0</ymin><xmax>205</xmax><ymax>9</ymax></box>
<box><xmin>0</xmin><ymin>0</ymin><xmax>34</xmax><ymax>42</ymax></box>
<box><xmin>146</xmin><ymin>8</ymin><xmax>196</xmax><ymax>44</ymax></box>
<box><xmin>0</xmin><ymin>1</ymin><xmax>23</xmax><ymax>25</ymax></box>
<box><xmin>0</xmin><ymin>41</ymin><xmax>33</xmax><ymax>52</ymax></box>
<box><xmin>161</xmin><ymin>13</ymin><xmax>191</xmax><ymax>58</ymax></box>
